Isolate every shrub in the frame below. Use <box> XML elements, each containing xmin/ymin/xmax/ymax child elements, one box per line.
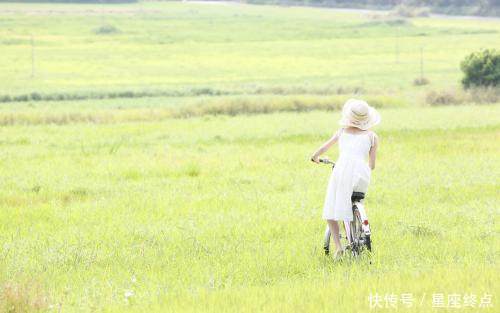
<box><xmin>0</xmin><ymin>95</ymin><xmax>11</xmax><ymax>102</ymax></box>
<box><xmin>30</xmin><ymin>92</ymin><xmax>42</xmax><ymax>101</ymax></box>
<box><xmin>413</xmin><ymin>77</ymin><xmax>429</xmax><ymax>86</ymax></box>
<box><xmin>461</xmin><ymin>49</ymin><xmax>500</xmax><ymax>88</ymax></box>
<box><xmin>426</xmin><ymin>87</ymin><xmax>499</xmax><ymax>106</ymax></box>
<box><xmin>426</xmin><ymin>90</ymin><xmax>462</xmax><ymax>106</ymax></box>
<box><xmin>466</xmin><ymin>87</ymin><xmax>500</xmax><ymax>104</ymax></box>
<box><xmin>360</xmin><ymin>18</ymin><xmax>411</xmax><ymax>27</ymax></box>
<box><xmin>13</xmin><ymin>94</ymin><xmax>29</xmax><ymax>102</ymax></box>
<box><xmin>94</xmin><ymin>24</ymin><xmax>120</xmax><ymax>35</ymax></box>
<box><xmin>392</xmin><ymin>5</ymin><xmax>430</xmax><ymax>17</ymax></box>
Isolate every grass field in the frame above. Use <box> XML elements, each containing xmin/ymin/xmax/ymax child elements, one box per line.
<box><xmin>0</xmin><ymin>1</ymin><xmax>499</xmax><ymax>312</ymax></box>
<box><xmin>1</xmin><ymin>1</ymin><xmax>500</xmax><ymax>99</ymax></box>
<box><xmin>1</xmin><ymin>104</ymin><xmax>499</xmax><ymax>312</ymax></box>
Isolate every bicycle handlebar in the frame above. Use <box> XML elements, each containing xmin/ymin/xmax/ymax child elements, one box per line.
<box><xmin>319</xmin><ymin>158</ymin><xmax>335</xmax><ymax>165</ymax></box>
<box><xmin>311</xmin><ymin>157</ymin><xmax>335</xmax><ymax>166</ymax></box>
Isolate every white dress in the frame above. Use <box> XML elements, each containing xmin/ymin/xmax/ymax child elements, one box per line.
<box><xmin>322</xmin><ymin>129</ymin><xmax>374</xmax><ymax>221</ymax></box>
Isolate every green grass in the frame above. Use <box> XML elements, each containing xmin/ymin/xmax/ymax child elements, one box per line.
<box><xmin>0</xmin><ymin>2</ymin><xmax>499</xmax><ymax>312</ymax></box>
<box><xmin>0</xmin><ymin>104</ymin><xmax>499</xmax><ymax>311</ymax></box>
<box><xmin>0</xmin><ymin>1</ymin><xmax>499</xmax><ymax>99</ymax></box>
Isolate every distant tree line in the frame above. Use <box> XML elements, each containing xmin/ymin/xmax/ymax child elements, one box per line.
<box><xmin>245</xmin><ymin>0</ymin><xmax>498</xmax><ymax>8</ymax></box>
<box><xmin>1</xmin><ymin>0</ymin><xmax>497</xmax><ymax>16</ymax></box>
<box><xmin>0</xmin><ymin>0</ymin><xmax>138</xmax><ymax>3</ymax></box>
<box><xmin>245</xmin><ymin>0</ymin><xmax>500</xmax><ymax>16</ymax></box>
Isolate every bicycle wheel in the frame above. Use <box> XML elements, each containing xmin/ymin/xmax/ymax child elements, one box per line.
<box><xmin>350</xmin><ymin>213</ymin><xmax>361</xmax><ymax>256</ymax></box>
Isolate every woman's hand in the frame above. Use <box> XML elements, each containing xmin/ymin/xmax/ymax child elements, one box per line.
<box><xmin>310</xmin><ymin>153</ymin><xmax>320</xmax><ymax>163</ymax></box>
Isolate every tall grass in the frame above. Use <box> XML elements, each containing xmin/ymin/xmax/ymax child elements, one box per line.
<box><xmin>0</xmin><ymin>281</ymin><xmax>48</xmax><ymax>312</ymax></box>
<box><xmin>0</xmin><ymin>94</ymin><xmax>407</xmax><ymax>125</ymax></box>
<box><xmin>426</xmin><ymin>87</ymin><xmax>500</xmax><ymax>106</ymax></box>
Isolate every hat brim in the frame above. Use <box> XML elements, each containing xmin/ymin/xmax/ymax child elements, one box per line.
<box><xmin>339</xmin><ymin>106</ymin><xmax>381</xmax><ymax>130</ymax></box>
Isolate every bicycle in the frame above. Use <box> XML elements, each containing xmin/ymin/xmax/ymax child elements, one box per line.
<box><xmin>314</xmin><ymin>157</ymin><xmax>372</xmax><ymax>257</ymax></box>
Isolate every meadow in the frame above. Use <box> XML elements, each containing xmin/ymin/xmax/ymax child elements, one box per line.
<box><xmin>1</xmin><ymin>1</ymin><xmax>500</xmax><ymax>99</ymax></box>
<box><xmin>0</xmin><ymin>1</ymin><xmax>499</xmax><ymax>312</ymax></box>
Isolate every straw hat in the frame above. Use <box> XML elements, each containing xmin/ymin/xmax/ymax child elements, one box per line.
<box><xmin>339</xmin><ymin>99</ymin><xmax>381</xmax><ymax>130</ymax></box>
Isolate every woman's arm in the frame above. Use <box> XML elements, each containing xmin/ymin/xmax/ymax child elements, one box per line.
<box><xmin>311</xmin><ymin>129</ymin><xmax>342</xmax><ymax>163</ymax></box>
<box><xmin>368</xmin><ymin>132</ymin><xmax>378</xmax><ymax>170</ymax></box>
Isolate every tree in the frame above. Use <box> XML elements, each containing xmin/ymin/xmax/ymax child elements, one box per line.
<box><xmin>460</xmin><ymin>49</ymin><xmax>500</xmax><ymax>88</ymax></box>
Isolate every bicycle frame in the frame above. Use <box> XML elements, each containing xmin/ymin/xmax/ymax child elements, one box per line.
<box><xmin>354</xmin><ymin>201</ymin><xmax>371</xmax><ymax>237</ymax></box>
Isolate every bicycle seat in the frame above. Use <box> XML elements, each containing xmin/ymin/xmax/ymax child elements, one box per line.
<box><xmin>351</xmin><ymin>192</ymin><xmax>365</xmax><ymax>202</ymax></box>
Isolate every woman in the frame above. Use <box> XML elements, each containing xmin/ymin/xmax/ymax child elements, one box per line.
<box><xmin>311</xmin><ymin>99</ymin><xmax>380</xmax><ymax>259</ymax></box>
